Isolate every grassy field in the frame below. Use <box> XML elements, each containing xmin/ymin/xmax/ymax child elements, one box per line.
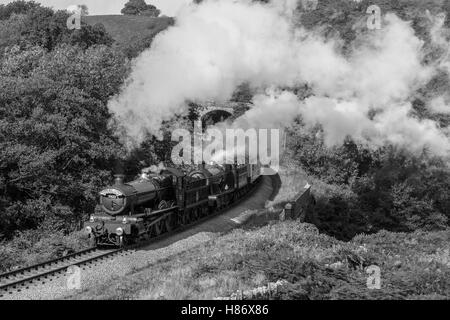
<box><xmin>84</xmin><ymin>15</ymin><xmax>173</xmax><ymax>56</ymax></box>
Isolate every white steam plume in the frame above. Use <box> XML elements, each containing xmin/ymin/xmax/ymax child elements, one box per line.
<box><xmin>109</xmin><ymin>0</ymin><xmax>336</xmax><ymax>139</ymax></box>
<box><xmin>426</xmin><ymin>10</ymin><xmax>450</xmax><ymax>116</ymax></box>
<box><xmin>109</xmin><ymin>0</ymin><xmax>450</xmax><ymax>157</ymax></box>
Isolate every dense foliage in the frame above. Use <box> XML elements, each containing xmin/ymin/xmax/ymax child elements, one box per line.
<box><xmin>287</xmin><ymin>125</ymin><xmax>449</xmax><ymax>240</ymax></box>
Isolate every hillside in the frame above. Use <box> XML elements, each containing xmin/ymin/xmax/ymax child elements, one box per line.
<box><xmin>84</xmin><ymin>15</ymin><xmax>174</xmax><ymax>57</ymax></box>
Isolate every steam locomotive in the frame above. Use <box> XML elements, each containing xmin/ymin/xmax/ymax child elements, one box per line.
<box><xmin>84</xmin><ymin>163</ymin><xmax>262</xmax><ymax>247</ymax></box>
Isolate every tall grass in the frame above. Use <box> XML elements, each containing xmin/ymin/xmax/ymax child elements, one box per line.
<box><xmin>0</xmin><ymin>230</ymin><xmax>92</xmax><ymax>272</ymax></box>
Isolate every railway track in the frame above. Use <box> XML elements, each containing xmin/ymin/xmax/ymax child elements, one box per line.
<box><xmin>0</xmin><ymin>247</ymin><xmax>124</xmax><ymax>297</ymax></box>
<box><xmin>0</xmin><ymin>201</ymin><xmax>246</xmax><ymax>297</ymax></box>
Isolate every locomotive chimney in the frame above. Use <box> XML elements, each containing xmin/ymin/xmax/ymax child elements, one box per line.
<box><xmin>114</xmin><ymin>174</ymin><xmax>125</xmax><ymax>185</ymax></box>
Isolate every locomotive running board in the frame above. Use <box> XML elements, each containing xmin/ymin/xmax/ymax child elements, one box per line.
<box><xmin>131</xmin><ymin>206</ymin><xmax>180</xmax><ymax>218</ymax></box>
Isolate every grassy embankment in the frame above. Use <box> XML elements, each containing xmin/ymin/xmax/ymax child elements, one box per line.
<box><xmin>84</xmin><ymin>15</ymin><xmax>173</xmax><ymax>57</ymax></box>
<box><xmin>70</xmin><ymin>221</ymin><xmax>450</xmax><ymax>300</ymax></box>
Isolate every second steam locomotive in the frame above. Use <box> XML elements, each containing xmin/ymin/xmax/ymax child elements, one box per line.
<box><xmin>85</xmin><ymin>163</ymin><xmax>262</xmax><ymax>247</ymax></box>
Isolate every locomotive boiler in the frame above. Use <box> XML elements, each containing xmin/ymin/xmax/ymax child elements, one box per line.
<box><xmin>99</xmin><ymin>173</ymin><xmax>174</xmax><ymax>216</ymax></box>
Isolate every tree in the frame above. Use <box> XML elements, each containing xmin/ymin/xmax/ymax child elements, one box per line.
<box><xmin>0</xmin><ymin>0</ymin><xmax>40</xmax><ymax>20</ymax></box>
<box><xmin>121</xmin><ymin>0</ymin><xmax>160</xmax><ymax>17</ymax></box>
<box><xmin>67</xmin><ymin>4</ymin><xmax>89</xmax><ymax>16</ymax></box>
<box><xmin>66</xmin><ymin>23</ymin><xmax>114</xmax><ymax>49</ymax></box>
<box><xmin>79</xmin><ymin>4</ymin><xmax>89</xmax><ymax>16</ymax></box>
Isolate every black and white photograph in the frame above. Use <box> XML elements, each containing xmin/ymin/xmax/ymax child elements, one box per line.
<box><xmin>0</xmin><ymin>0</ymin><xmax>449</xmax><ymax>307</ymax></box>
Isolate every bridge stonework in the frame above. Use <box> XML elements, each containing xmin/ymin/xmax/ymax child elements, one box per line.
<box><xmin>194</xmin><ymin>101</ymin><xmax>252</xmax><ymax>131</ymax></box>
<box><xmin>197</xmin><ymin>101</ymin><xmax>239</xmax><ymax>122</ymax></box>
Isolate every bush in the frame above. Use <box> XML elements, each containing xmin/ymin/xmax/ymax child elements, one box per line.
<box><xmin>0</xmin><ymin>229</ymin><xmax>92</xmax><ymax>272</ymax></box>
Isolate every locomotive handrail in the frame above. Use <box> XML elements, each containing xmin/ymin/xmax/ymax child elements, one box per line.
<box><xmin>133</xmin><ymin>186</ymin><xmax>172</xmax><ymax>195</ymax></box>
<box><xmin>132</xmin><ymin>206</ymin><xmax>180</xmax><ymax>218</ymax></box>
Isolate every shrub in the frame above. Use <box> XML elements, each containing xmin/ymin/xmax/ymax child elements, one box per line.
<box><xmin>0</xmin><ymin>229</ymin><xmax>92</xmax><ymax>272</ymax></box>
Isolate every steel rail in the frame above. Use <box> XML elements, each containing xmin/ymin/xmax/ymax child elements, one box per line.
<box><xmin>0</xmin><ymin>247</ymin><xmax>122</xmax><ymax>295</ymax></box>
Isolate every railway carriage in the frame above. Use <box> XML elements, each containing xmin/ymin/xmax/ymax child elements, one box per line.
<box><xmin>85</xmin><ymin>163</ymin><xmax>262</xmax><ymax>247</ymax></box>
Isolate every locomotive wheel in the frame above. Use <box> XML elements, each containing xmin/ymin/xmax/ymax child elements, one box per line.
<box><xmin>190</xmin><ymin>208</ymin><xmax>199</xmax><ymax>222</ymax></box>
<box><xmin>151</xmin><ymin>219</ymin><xmax>165</xmax><ymax>236</ymax></box>
<box><xmin>118</xmin><ymin>235</ymin><xmax>127</xmax><ymax>247</ymax></box>
<box><xmin>222</xmin><ymin>195</ymin><xmax>229</xmax><ymax>209</ymax></box>
<box><xmin>201</xmin><ymin>206</ymin><xmax>209</xmax><ymax>218</ymax></box>
<box><xmin>181</xmin><ymin>210</ymin><xmax>190</xmax><ymax>226</ymax></box>
<box><xmin>179</xmin><ymin>213</ymin><xmax>185</xmax><ymax>226</ymax></box>
<box><xmin>165</xmin><ymin>214</ymin><xmax>175</xmax><ymax>232</ymax></box>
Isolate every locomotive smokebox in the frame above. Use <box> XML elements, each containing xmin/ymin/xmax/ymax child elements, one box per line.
<box><xmin>114</xmin><ymin>174</ymin><xmax>125</xmax><ymax>185</ymax></box>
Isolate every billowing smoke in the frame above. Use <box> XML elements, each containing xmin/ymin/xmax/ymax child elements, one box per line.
<box><xmin>426</xmin><ymin>10</ymin><xmax>450</xmax><ymax>116</ymax></box>
<box><xmin>110</xmin><ymin>0</ymin><xmax>306</xmax><ymax>140</ymax></box>
<box><xmin>109</xmin><ymin>0</ymin><xmax>450</xmax><ymax>157</ymax></box>
<box><xmin>428</xmin><ymin>11</ymin><xmax>450</xmax><ymax>75</ymax></box>
<box><xmin>429</xmin><ymin>96</ymin><xmax>450</xmax><ymax>114</ymax></box>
